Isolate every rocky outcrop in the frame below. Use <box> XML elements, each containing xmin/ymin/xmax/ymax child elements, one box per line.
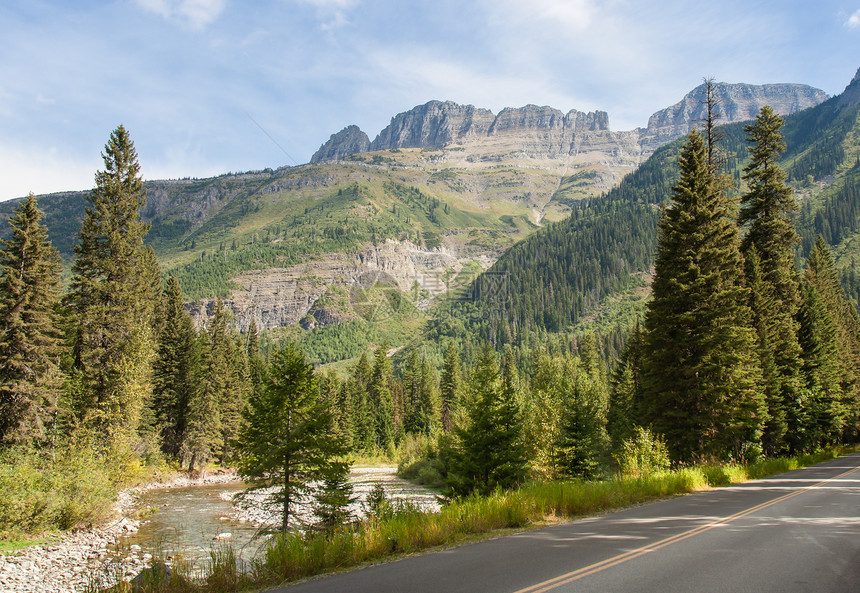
<box><xmin>838</xmin><ymin>67</ymin><xmax>860</xmax><ymax>109</ymax></box>
<box><xmin>370</xmin><ymin>101</ymin><xmax>495</xmax><ymax>150</ymax></box>
<box><xmin>638</xmin><ymin>82</ymin><xmax>829</xmax><ymax>153</ymax></box>
<box><xmin>310</xmin><ymin>125</ymin><xmax>371</xmax><ymax>163</ymax></box>
<box><xmin>189</xmin><ymin>239</ymin><xmax>470</xmax><ymax>331</ymax></box>
<box><xmin>310</xmin><ymin>82</ymin><xmax>829</xmax><ymax>163</ymax></box>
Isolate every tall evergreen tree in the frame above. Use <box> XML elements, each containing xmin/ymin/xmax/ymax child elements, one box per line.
<box><xmin>403</xmin><ymin>347</ymin><xmax>438</xmax><ymax>436</ymax></box>
<box><xmin>368</xmin><ymin>344</ymin><xmax>395</xmax><ymax>450</ymax></box>
<box><xmin>235</xmin><ymin>342</ymin><xmax>347</xmax><ymax>533</ymax></box>
<box><xmin>439</xmin><ymin>341</ymin><xmax>461</xmax><ymax>432</ymax></box>
<box><xmin>607</xmin><ymin>320</ymin><xmax>645</xmax><ymax>451</ymax></box>
<box><xmin>151</xmin><ymin>276</ymin><xmax>196</xmax><ymax>459</ymax></box>
<box><xmin>797</xmin><ymin>237</ymin><xmax>860</xmax><ymax>446</ymax></box>
<box><xmin>641</xmin><ymin>130</ymin><xmax>765</xmax><ymax>461</ymax></box>
<box><xmin>0</xmin><ymin>194</ymin><xmax>63</xmax><ymax>445</ymax></box>
<box><xmin>447</xmin><ymin>343</ymin><xmax>526</xmax><ymax>495</ymax></box>
<box><xmin>200</xmin><ymin>299</ymin><xmax>249</xmax><ymax>463</ymax></box>
<box><xmin>739</xmin><ymin>106</ymin><xmax>803</xmax><ymax>454</ymax></box>
<box><xmin>552</xmin><ymin>365</ymin><xmax>606</xmax><ymax>480</ymax></box>
<box><xmin>797</xmin><ymin>276</ymin><xmax>843</xmax><ymax>448</ymax></box>
<box><xmin>68</xmin><ymin>125</ymin><xmax>159</xmax><ymax>448</ymax></box>
<box><xmin>245</xmin><ymin>318</ymin><xmax>268</xmax><ymax>397</ymax></box>
<box><xmin>184</xmin><ymin>299</ymin><xmax>231</xmax><ymax>470</ymax></box>
<box><xmin>348</xmin><ymin>351</ymin><xmax>374</xmax><ymax>451</ymax></box>
<box><xmin>524</xmin><ymin>351</ymin><xmax>569</xmax><ymax>477</ymax></box>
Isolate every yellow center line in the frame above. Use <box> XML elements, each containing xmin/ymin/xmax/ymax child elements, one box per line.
<box><xmin>512</xmin><ymin>462</ymin><xmax>860</xmax><ymax>593</ymax></box>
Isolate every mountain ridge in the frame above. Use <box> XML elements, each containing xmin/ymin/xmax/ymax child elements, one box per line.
<box><xmin>312</xmin><ymin>82</ymin><xmax>828</xmax><ymax>163</ymax></box>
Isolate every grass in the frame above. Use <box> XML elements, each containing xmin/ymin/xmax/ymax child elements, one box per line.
<box><xmin>0</xmin><ymin>535</ymin><xmax>52</xmax><ymax>554</ymax></box>
<box><xmin>75</xmin><ymin>445</ymin><xmax>860</xmax><ymax>592</ymax></box>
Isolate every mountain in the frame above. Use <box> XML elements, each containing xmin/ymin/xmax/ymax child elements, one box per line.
<box><xmin>312</xmin><ymin>82</ymin><xmax>827</xmax><ymax>163</ymax></box>
<box><xmin>0</xmin><ymin>77</ymin><xmax>834</xmax><ymax>362</ymax></box>
<box><xmin>452</xmin><ymin>69</ymin><xmax>860</xmax><ymax>347</ymax></box>
<box><xmin>638</xmin><ymin>82</ymin><xmax>829</xmax><ymax>153</ymax></box>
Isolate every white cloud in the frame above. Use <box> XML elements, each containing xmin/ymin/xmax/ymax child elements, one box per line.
<box><xmin>847</xmin><ymin>9</ymin><xmax>860</xmax><ymax>28</ymax></box>
<box><xmin>133</xmin><ymin>0</ymin><xmax>227</xmax><ymax>30</ymax></box>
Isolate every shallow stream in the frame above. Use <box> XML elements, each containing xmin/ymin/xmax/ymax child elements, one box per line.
<box><xmin>112</xmin><ymin>467</ymin><xmax>441</xmax><ymax>569</ymax></box>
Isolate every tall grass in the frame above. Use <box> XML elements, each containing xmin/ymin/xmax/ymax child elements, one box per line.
<box><xmin>90</xmin><ymin>445</ymin><xmax>860</xmax><ymax>592</ymax></box>
<box><xmin>0</xmin><ymin>444</ymin><xmax>139</xmax><ymax>537</ymax></box>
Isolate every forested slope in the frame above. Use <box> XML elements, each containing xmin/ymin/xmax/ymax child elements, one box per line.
<box><xmin>455</xmin><ymin>89</ymin><xmax>860</xmax><ymax>345</ymax></box>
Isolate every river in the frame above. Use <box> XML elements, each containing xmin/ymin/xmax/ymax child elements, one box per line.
<box><xmin>112</xmin><ymin>467</ymin><xmax>441</xmax><ymax>570</ymax></box>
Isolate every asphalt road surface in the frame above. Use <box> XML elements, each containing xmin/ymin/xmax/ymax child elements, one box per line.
<box><xmin>270</xmin><ymin>453</ymin><xmax>860</xmax><ymax>593</ymax></box>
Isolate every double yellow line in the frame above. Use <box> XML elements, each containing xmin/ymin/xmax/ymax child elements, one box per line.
<box><xmin>513</xmin><ymin>461</ymin><xmax>860</xmax><ymax>593</ymax></box>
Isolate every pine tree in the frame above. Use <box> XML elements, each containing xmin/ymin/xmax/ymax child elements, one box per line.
<box><xmin>797</xmin><ymin>237</ymin><xmax>860</xmax><ymax>447</ymax></box>
<box><xmin>151</xmin><ymin>276</ymin><xmax>197</xmax><ymax>459</ymax></box>
<box><xmin>552</xmin><ymin>380</ymin><xmax>604</xmax><ymax>480</ymax></box>
<box><xmin>368</xmin><ymin>344</ymin><xmax>395</xmax><ymax>450</ymax></box>
<box><xmin>68</xmin><ymin>125</ymin><xmax>159</xmax><ymax>449</ymax></box>
<box><xmin>439</xmin><ymin>341</ymin><xmax>461</xmax><ymax>432</ymax></box>
<box><xmin>744</xmin><ymin>247</ymin><xmax>783</xmax><ymax>444</ymax></box>
<box><xmin>739</xmin><ymin>106</ymin><xmax>803</xmax><ymax>454</ymax></box>
<box><xmin>184</xmin><ymin>299</ymin><xmax>236</xmax><ymax>470</ymax></box>
<box><xmin>0</xmin><ymin>194</ymin><xmax>63</xmax><ymax>445</ymax></box>
<box><xmin>403</xmin><ymin>347</ymin><xmax>438</xmax><ymax>436</ymax></box>
<box><xmin>641</xmin><ymin>130</ymin><xmax>765</xmax><ymax>461</ymax></box>
<box><xmin>197</xmin><ymin>299</ymin><xmax>249</xmax><ymax>463</ymax></box>
<box><xmin>797</xmin><ymin>277</ymin><xmax>843</xmax><ymax>449</ymax></box>
<box><xmin>246</xmin><ymin>318</ymin><xmax>267</xmax><ymax>397</ymax></box>
<box><xmin>348</xmin><ymin>351</ymin><xmax>374</xmax><ymax>451</ymax></box>
<box><xmin>447</xmin><ymin>343</ymin><xmax>526</xmax><ymax>495</ymax></box>
<box><xmin>312</xmin><ymin>461</ymin><xmax>356</xmax><ymax>534</ymax></box>
<box><xmin>607</xmin><ymin>321</ymin><xmax>645</xmax><ymax>451</ymax></box>
<box><xmin>524</xmin><ymin>351</ymin><xmax>568</xmax><ymax>478</ymax></box>
<box><xmin>235</xmin><ymin>342</ymin><xmax>347</xmax><ymax>533</ymax></box>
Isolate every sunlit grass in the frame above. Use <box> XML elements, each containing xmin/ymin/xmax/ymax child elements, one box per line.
<box><xmin>81</xmin><ymin>445</ymin><xmax>860</xmax><ymax>592</ymax></box>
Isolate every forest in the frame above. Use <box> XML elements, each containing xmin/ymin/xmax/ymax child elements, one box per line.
<box><xmin>2</xmin><ymin>94</ymin><xmax>860</xmax><ymax>590</ymax></box>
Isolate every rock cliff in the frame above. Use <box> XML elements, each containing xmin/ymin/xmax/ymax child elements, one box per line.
<box><xmin>310</xmin><ymin>125</ymin><xmax>371</xmax><ymax>163</ymax></box>
<box><xmin>369</xmin><ymin>100</ymin><xmax>496</xmax><ymax>150</ymax></box>
<box><xmin>638</xmin><ymin>82</ymin><xmax>829</xmax><ymax>153</ymax></box>
<box><xmin>188</xmin><ymin>239</ymin><xmax>479</xmax><ymax>332</ymax></box>
<box><xmin>311</xmin><ymin>82</ymin><xmax>828</xmax><ymax>164</ymax></box>
<box><xmin>838</xmin><ymin>67</ymin><xmax>860</xmax><ymax>109</ymax></box>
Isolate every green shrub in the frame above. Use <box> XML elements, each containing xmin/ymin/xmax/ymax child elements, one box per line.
<box><xmin>614</xmin><ymin>427</ymin><xmax>670</xmax><ymax>477</ymax></box>
<box><xmin>0</xmin><ymin>444</ymin><xmax>124</xmax><ymax>536</ymax></box>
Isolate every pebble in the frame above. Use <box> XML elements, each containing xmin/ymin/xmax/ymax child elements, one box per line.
<box><xmin>226</xmin><ymin>467</ymin><xmax>442</xmax><ymax>529</ymax></box>
<box><xmin>0</xmin><ymin>469</ymin><xmax>239</xmax><ymax>593</ymax></box>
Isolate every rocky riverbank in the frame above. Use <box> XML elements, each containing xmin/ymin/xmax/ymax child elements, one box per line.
<box><xmin>0</xmin><ymin>469</ymin><xmax>239</xmax><ymax>593</ymax></box>
<box><xmin>225</xmin><ymin>466</ymin><xmax>442</xmax><ymax>529</ymax></box>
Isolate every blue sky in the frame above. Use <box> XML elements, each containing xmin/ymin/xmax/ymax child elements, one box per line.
<box><xmin>1</xmin><ymin>0</ymin><xmax>859</xmax><ymax>201</ymax></box>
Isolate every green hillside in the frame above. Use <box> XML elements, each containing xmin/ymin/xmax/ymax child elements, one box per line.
<box><xmin>0</xmin><ymin>148</ymin><xmax>583</xmax><ymax>301</ymax></box>
<box><xmin>450</xmin><ymin>93</ymin><xmax>860</xmax><ymax>346</ymax></box>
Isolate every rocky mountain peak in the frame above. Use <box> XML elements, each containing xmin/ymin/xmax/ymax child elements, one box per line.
<box><xmin>311</xmin><ymin>125</ymin><xmax>370</xmax><ymax>163</ymax></box>
<box><xmin>838</xmin><ymin>66</ymin><xmax>860</xmax><ymax>109</ymax></box>
<box><xmin>310</xmin><ymin>81</ymin><xmax>829</xmax><ymax>164</ymax></box>
<box><xmin>370</xmin><ymin>100</ymin><xmax>495</xmax><ymax>150</ymax></box>
<box><xmin>638</xmin><ymin>82</ymin><xmax>829</xmax><ymax>153</ymax></box>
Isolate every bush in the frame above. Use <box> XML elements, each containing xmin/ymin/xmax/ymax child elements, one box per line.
<box><xmin>614</xmin><ymin>427</ymin><xmax>670</xmax><ymax>477</ymax></box>
<box><xmin>0</xmin><ymin>444</ymin><xmax>127</xmax><ymax>536</ymax></box>
<box><xmin>397</xmin><ymin>458</ymin><xmax>446</xmax><ymax>490</ymax></box>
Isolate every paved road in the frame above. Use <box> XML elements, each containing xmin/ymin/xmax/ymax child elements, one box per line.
<box><xmin>270</xmin><ymin>453</ymin><xmax>860</xmax><ymax>593</ymax></box>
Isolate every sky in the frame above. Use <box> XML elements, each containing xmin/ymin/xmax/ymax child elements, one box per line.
<box><xmin>1</xmin><ymin>0</ymin><xmax>859</xmax><ymax>202</ymax></box>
